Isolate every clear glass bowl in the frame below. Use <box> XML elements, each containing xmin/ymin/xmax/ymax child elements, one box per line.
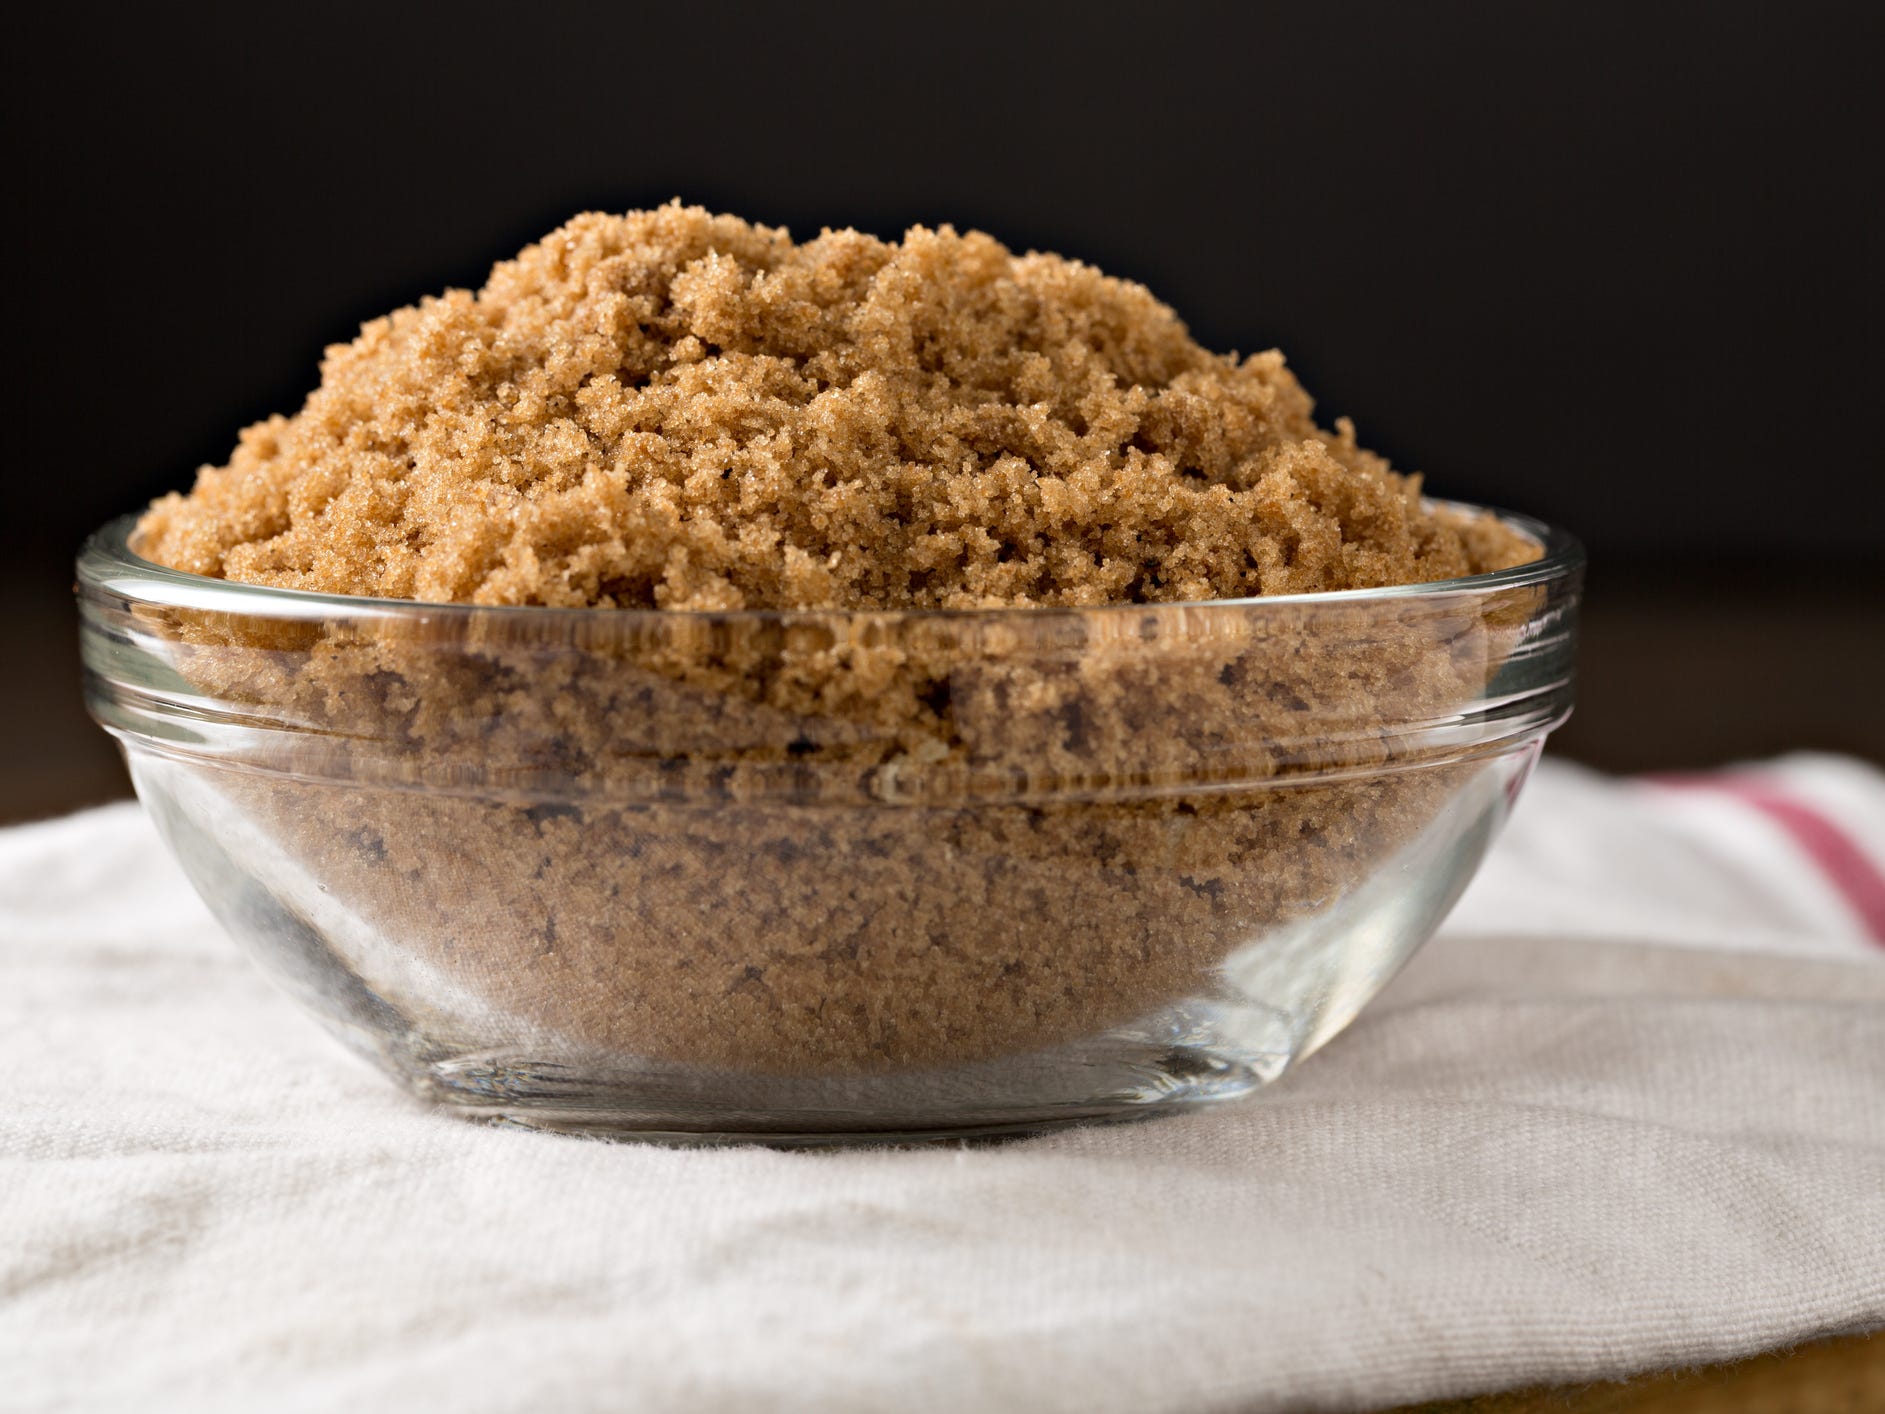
<box><xmin>78</xmin><ymin>508</ymin><xmax>1580</xmax><ymax>1143</ymax></box>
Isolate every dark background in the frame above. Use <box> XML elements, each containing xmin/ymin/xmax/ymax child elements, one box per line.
<box><xmin>6</xmin><ymin>1</ymin><xmax>1882</xmax><ymax>822</ymax></box>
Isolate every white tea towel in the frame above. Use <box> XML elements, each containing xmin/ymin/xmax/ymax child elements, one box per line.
<box><xmin>3</xmin><ymin>755</ymin><xmax>1882</xmax><ymax>1413</ymax></box>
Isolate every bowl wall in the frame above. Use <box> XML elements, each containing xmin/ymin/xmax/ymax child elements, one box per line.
<box><xmin>80</xmin><ymin>512</ymin><xmax>1579</xmax><ymax>1141</ymax></box>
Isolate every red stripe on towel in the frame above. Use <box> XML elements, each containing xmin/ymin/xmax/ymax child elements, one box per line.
<box><xmin>1652</xmin><ymin>774</ymin><xmax>1885</xmax><ymax>946</ymax></box>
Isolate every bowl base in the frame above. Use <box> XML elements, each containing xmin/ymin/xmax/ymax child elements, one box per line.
<box><xmin>455</xmin><ymin>1108</ymin><xmax>1165</xmax><ymax>1148</ymax></box>
<box><xmin>410</xmin><ymin>1043</ymin><xmax>1272</xmax><ymax>1147</ymax></box>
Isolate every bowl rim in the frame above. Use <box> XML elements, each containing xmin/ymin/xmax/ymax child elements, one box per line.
<box><xmin>79</xmin><ymin>501</ymin><xmax>1582</xmax><ymax>624</ymax></box>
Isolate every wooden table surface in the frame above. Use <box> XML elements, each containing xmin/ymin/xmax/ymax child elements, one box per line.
<box><xmin>1393</xmin><ymin>1328</ymin><xmax>1885</xmax><ymax>1412</ymax></box>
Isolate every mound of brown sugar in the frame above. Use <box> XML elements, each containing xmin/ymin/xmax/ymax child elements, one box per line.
<box><xmin>138</xmin><ymin>203</ymin><xmax>1531</xmax><ymax>608</ymax></box>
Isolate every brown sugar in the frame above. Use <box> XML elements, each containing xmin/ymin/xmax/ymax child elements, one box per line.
<box><xmin>138</xmin><ymin>202</ymin><xmax>1531</xmax><ymax>611</ymax></box>
<box><xmin>130</xmin><ymin>206</ymin><xmax>1543</xmax><ymax>1082</ymax></box>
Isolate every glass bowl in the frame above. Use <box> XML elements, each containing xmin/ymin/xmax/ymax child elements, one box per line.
<box><xmin>78</xmin><ymin>507</ymin><xmax>1580</xmax><ymax>1144</ymax></box>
